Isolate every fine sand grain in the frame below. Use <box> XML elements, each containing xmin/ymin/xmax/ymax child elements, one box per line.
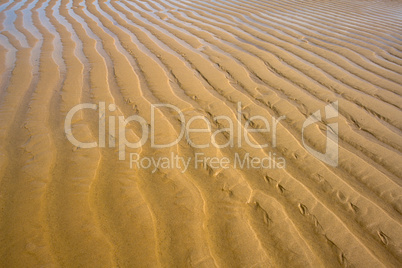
<box><xmin>0</xmin><ymin>0</ymin><xmax>401</xmax><ymax>267</ymax></box>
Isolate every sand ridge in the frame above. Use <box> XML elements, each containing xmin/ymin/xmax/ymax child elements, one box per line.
<box><xmin>0</xmin><ymin>0</ymin><xmax>401</xmax><ymax>267</ymax></box>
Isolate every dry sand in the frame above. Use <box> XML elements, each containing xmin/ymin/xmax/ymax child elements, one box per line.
<box><xmin>0</xmin><ymin>0</ymin><xmax>401</xmax><ymax>267</ymax></box>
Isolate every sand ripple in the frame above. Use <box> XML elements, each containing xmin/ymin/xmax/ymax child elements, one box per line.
<box><xmin>0</xmin><ymin>0</ymin><xmax>401</xmax><ymax>267</ymax></box>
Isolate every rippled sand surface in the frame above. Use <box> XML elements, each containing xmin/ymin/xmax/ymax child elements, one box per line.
<box><xmin>0</xmin><ymin>0</ymin><xmax>401</xmax><ymax>267</ymax></box>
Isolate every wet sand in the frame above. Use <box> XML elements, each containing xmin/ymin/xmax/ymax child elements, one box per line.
<box><xmin>0</xmin><ymin>0</ymin><xmax>401</xmax><ymax>267</ymax></box>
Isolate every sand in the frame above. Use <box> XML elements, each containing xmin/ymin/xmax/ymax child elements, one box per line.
<box><xmin>0</xmin><ymin>0</ymin><xmax>401</xmax><ymax>267</ymax></box>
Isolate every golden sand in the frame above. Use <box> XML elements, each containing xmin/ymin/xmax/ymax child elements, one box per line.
<box><xmin>0</xmin><ymin>0</ymin><xmax>401</xmax><ymax>267</ymax></box>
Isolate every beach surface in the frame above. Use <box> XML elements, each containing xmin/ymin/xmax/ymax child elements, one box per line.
<box><xmin>0</xmin><ymin>0</ymin><xmax>401</xmax><ymax>267</ymax></box>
